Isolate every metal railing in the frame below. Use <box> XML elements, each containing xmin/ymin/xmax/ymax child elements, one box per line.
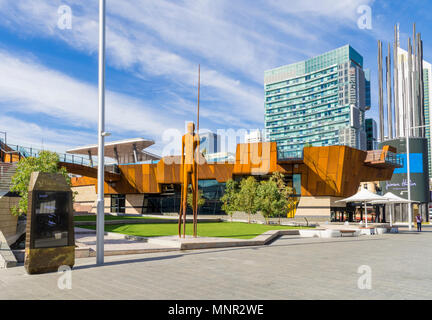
<box><xmin>1</xmin><ymin>141</ymin><xmax>121</xmax><ymax>174</ymax></box>
<box><xmin>5</xmin><ymin>144</ymin><xmax>91</xmax><ymax>166</ymax></box>
<box><xmin>4</xmin><ymin>143</ymin><xmax>122</xmax><ymax>174</ymax></box>
<box><xmin>365</xmin><ymin>150</ymin><xmax>403</xmax><ymax>166</ymax></box>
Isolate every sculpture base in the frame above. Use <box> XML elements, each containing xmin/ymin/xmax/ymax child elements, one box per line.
<box><xmin>24</xmin><ymin>246</ymin><xmax>75</xmax><ymax>274</ymax></box>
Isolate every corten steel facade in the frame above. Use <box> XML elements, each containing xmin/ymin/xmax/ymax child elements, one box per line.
<box><xmin>68</xmin><ymin>142</ymin><xmax>399</xmax><ymax>218</ymax></box>
<box><xmin>264</xmin><ymin>45</ymin><xmax>371</xmax><ymax>159</ymax></box>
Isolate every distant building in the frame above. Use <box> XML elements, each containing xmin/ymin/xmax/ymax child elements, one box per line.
<box><xmin>245</xmin><ymin>130</ymin><xmax>263</xmax><ymax>143</ymax></box>
<box><xmin>205</xmin><ymin>152</ymin><xmax>235</xmax><ymax>163</ymax></box>
<box><xmin>395</xmin><ymin>47</ymin><xmax>432</xmax><ymax>178</ymax></box>
<box><xmin>365</xmin><ymin>118</ymin><xmax>378</xmax><ymax>150</ymax></box>
<box><xmin>264</xmin><ymin>45</ymin><xmax>370</xmax><ymax>158</ymax></box>
<box><xmin>199</xmin><ymin>132</ymin><xmax>219</xmax><ymax>155</ymax></box>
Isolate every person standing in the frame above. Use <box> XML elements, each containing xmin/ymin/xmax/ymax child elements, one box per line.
<box><xmin>415</xmin><ymin>213</ymin><xmax>423</xmax><ymax>232</ymax></box>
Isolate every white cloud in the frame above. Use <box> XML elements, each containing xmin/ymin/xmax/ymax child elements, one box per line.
<box><xmin>267</xmin><ymin>0</ymin><xmax>374</xmax><ymax>20</ymax></box>
<box><xmin>0</xmin><ymin>0</ymin><xmax>387</xmax><ymax>145</ymax></box>
<box><xmin>0</xmin><ymin>49</ymin><xmax>184</xmax><ymax>147</ymax></box>
<box><xmin>0</xmin><ymin>0</ymin><xmax>269</xmax><ymax>125</ymax></box>
<box><xmin>0</xmin><ymin>116</ymin><xmax>94</xmax><ymax>153</ymax></box>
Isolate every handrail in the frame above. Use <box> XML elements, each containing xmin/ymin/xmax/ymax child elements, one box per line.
<box><xmin>4</xmin><ymin>144</ymin><xmax>91</xmax><ymax>167</ymax></box>
<box><xmin>1</xmin><ymin>143</ymin><xmax>122</xmax><ymax>175</ymax></box>
<box><xmin>0</xmin><ymin>147</ymin><xmax>21</xmax><ymax>163</ymax></box>
<box><xmin>365</xmin><ymin>150</ymin><xmax>403</xmax><ymax>166</ymax></box>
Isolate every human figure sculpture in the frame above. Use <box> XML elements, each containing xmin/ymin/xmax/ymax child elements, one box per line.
<box><xmin>178</xmin><ymin>122</ymin><xmax>199</xmax><ymax>238</ymax></box>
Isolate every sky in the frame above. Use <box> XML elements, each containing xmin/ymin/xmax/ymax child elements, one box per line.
<box><xmin>0</xmin><ymin>0</ymin><xmax>431</xmax><ymax>156</ymax></box>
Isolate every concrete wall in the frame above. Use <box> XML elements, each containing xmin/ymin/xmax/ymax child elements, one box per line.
<box><xmin>73</xmin><ymin>183</ymin><xmax>146</xmax><ymax>214</ymax></box>
<box><xmin>207</xmin><ymin>211</ymin><xmax>329</xmax><ymax>224</ymax></box>
<box><xmin>295</xmin><ymin>196</ymin><xmax>345</xmax><ymax>217</ymax></box>
<box><xmin>126</xmin><ymin>194</ymin><xmax>144</xmax><ymax>214</ymax></box>
<box><xmin>0</xmin><ymin>196</ymin><xmax>19</xmax><ymax>238</ymax></box>
<box><xmin>72</xmin><ymin>185</ymin><xmax>97</xmax><ymax>213</ymax></box>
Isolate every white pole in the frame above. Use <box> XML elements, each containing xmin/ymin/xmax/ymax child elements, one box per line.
<box><xmin>364</xmin><ymin>202</ymin><xmax>368</xmax><ymax>228</ymax></box>
<box><xmin>406</xmin><ymin>135</ymin><xmax>413</xmax><ymax>230</ymax></box>
<box><xmin>406</xmin><ymin>40</ymin><xmax>413</xmax><ymax>231</ymax></box>
<box><xmin>390</xmin><ymin>204</ymin><xmax>393</xmax><ymax>227</ymax></box>
<box><xmin>96</xmin><ymin>0</ymin><xmax>106</xmax><ymax>265</ymax></box>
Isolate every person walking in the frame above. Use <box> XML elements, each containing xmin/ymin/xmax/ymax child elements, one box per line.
<box><xmin>415</xmin><ymin>213</ymin><xmax>423</xmax><ymax>232</ymax></box>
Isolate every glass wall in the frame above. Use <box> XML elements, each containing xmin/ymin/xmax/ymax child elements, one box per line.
<box><xmin>140</xmin><ymin>175</ymin><xmax>301</xmax><ymax>216</ymax></box>
<box><xmin>142</xmin><ymin>180</ymin><xmax>226</xmax><ymax>215</ymax></box>
<box><xmin>111</xmin><ymin>194</ymin><xmax>126</xmax><ymax>214</ymax></box>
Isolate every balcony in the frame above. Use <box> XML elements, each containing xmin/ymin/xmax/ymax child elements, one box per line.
<box><xmin>364</xmin><ymin>150</ymin><xmax>403</xmax><ymax>168</ymax></box>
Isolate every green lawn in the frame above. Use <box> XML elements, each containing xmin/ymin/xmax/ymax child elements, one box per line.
<box><xmin>79</xmin><ymin>222</ymin><xmax>312</xmax><ymax>239</ymax></box>
<box><xmin>74</xmin><ymin>215</ymin><xmax>163</xmax><ymax>222</ymax></box>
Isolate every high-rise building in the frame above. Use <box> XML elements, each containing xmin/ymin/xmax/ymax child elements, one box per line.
<box><xmin>394</xmin><ymin>47</ymin><xmax>432</xmax><ymax>178</ymax></box>
<box><xmin>365</xmin><ymin>118</ymin><xmax>378</xmax><ymax>150</ymax></box>
<box><xmin>199</xmin><ymin>131</ymin><xmax>219</xmax><ymax>155</ymax></box>
<box><xmin>245</xmin><ymin>130</ymin><xmax>263</xmax><ymax>143</ymax></box>
<box><xmin>377</xmin><ymin>24</ymin><xmax>430</xmax><ymax>222</ymax></box>
<box><xmin>264</xmin><ymin>45</ymin><xmax>370</xmax><ymax>158</ymax></box>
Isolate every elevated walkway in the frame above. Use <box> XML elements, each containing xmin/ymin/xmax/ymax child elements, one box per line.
<box><xmin>0</xmin><ymin>142</ymin><xmax>121</xmax><ymax>182</ymax></box>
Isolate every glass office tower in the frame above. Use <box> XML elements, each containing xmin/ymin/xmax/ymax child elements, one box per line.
<box><xmin>264</xmin><ymin>45</ymin><xmax>370</xmax><ymax>159</ymax></box>
<box><xmin>365</xmin><ymin>118</ymin><xmax>378</xmax><ymax>150</ymax></box>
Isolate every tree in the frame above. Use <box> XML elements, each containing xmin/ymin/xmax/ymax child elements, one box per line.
<box><xmin>256</xmin><ymin>179</ymin><xmax>288</xmax><ymax>224</ymax></box>
<box><xmin>10</xmin><ymin>151</ymin><xmax>70</xmax><ymax>216</ymax></box>
<box><xmin>187</xmin><ymin>187</ymin><xmax>206</xmax><ymax>212</ymax></box>
<box><xmin>270</xmin><ymin>172</ymin><xmax>299</xmax><ymax>223</ymax></box>
<box><xmin>236</xmin><ymin>176</ymin><xmax>259</xmax><ymax>223</ymax></box>
<box><xmin>220</xmin><ymin>179</ymin><xmax>238</xmax><ymax>221</ymax></box>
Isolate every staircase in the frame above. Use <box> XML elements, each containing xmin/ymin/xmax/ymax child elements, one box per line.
<box><xmin>0</xmin><ymin>163</ymin><xmax>17</xmax><ymax>197</ymax></box>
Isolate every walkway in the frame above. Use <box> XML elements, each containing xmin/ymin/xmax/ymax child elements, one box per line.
<box><xmin>1</xmin><ymin>226</ymin><xmax>431</xmax><ymax>299</ymax></box>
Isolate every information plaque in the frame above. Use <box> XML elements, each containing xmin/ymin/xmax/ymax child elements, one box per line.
<box><xmin>24</xmin><ymin>172</ymin><xmax>75</xmax><ymax>274</ymax></box>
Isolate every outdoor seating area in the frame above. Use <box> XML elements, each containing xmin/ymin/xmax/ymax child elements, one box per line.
<box><xmin>336</xmin><ymin>189</ymin><xmax>419</xmax><ymax>227</ymax></box>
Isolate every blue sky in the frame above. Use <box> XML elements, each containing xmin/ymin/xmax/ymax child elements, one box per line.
<box><xmin>0</xmin><ymin>0</ymin><xmax>430</xmax><ymax>155</ymax></box>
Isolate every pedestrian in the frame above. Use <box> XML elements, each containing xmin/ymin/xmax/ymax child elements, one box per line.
<box><xmin>415</xmin><ymin>213</ymin><xmax>423</xmax><ymax>232</ymax></box>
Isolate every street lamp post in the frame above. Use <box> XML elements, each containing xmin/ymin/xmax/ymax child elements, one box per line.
<box><xmin>405</xmin><ymin>126</ymin><xmax>412</xmax><ymax>230</ymax></box>
<box><xmin>96</xmin><ymin>0</ymin><xmax>106</xmax><ymax>265</ymax></box>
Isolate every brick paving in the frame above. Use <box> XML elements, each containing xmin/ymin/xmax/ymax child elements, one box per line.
<box><xmin>1</xmin><ymin>226</ymin><xmax>431</xmax><ymax>299</ymax></box>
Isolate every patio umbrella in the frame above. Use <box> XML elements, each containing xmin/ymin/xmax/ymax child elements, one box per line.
<box><xmin>370</xmin><ymin>192</ymin><xmax>419</xmax><ymax>227</ymax></box>
<box><xmin>336</xmin><ymin>189</ymin><xmax>389</xmax><ymax>227</ymax></box>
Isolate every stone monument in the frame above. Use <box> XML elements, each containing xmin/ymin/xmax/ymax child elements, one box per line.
<box><xmin>24</xmin><ymin>172</ymin><xmax>75</xmax><ymax>274</ymax></box>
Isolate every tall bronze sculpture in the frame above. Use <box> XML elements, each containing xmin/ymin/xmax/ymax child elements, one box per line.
<box><xmin>178</xmin><ymin>65</ymin><xmax>201</xmax><ymax>238</ymax></box>
<box><xmin>178</xmin><ymin>122</ymin><xmax>199</xmax><ymax>238</ymax></box>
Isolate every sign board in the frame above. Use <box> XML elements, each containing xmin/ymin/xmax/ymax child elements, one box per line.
<box><xmin>24</xmin><ymin>172</ymin><xmax>75</xmax><ymax>274</ymax></box>
<box><xmin>379</xmin><ymin>138</ymin><xmax>430</xmax><ymax>203</ymax></box>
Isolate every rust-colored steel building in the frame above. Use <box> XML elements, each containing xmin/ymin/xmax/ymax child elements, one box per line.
<box><xmin>67</xmin><ymin>140</ymin><xmax>400</xmax><ymax>220</ymax></box>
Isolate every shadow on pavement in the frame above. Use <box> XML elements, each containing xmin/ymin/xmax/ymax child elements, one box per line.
<box><xmin>73</xmin><ymin>254</ymin><xmax>184</xmax><ymax>271</ymax></box>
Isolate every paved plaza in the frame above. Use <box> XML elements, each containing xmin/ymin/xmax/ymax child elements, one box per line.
<box><xmin>1</xmin><ymin>226</ymin><xmax>432</xmax><ymax>300</ymax></box>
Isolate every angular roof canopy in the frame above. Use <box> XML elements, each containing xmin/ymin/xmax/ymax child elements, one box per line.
<box><xmin>336</xmin><ymin>189</ymin><xmax>389</xmax><ymax>203</ymax></box>
<box><xmin>66</xmin><ymin>138</ymin><xmax>160</xmax><ymax>164</ymax></box>
<box><xmin>370</xmin><ymin>192</ymin><xmax>419</xmax><ymax>204</ymax></box>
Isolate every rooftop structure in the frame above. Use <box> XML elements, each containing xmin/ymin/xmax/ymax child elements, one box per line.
<box><xmin>66</xmin><ymin>138</ymin><xmax>160</xmax><ymax>165</ymax></box>
<box><xmin>245</xmin><ymin>130</ymin><xmax>263</xmax><ymax>143</ymax></box>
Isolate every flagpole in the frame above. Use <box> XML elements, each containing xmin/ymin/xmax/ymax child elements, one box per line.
<box><xmin>96</xmin><ymin>0</ymin><xmax>106</xmax><ymax>265</ymax></box>
<box><xmin>194</xmin><ymin>65</ymin><xmax>200</xmax><ymax>237</ymax></box>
